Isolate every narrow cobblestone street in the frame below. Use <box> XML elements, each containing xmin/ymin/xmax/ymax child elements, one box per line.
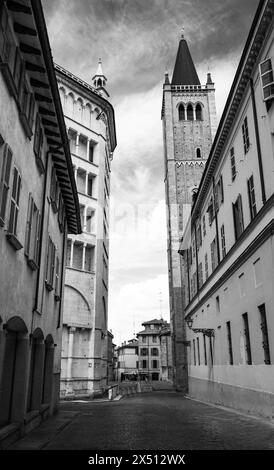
<box><xmin>9</xmin><ymin>392</ymin><xmax>274</xmax><ymax>450</ymax></box>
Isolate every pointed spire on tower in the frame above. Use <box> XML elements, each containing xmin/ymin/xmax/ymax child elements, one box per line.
<box><xmin>171</xmin><ymin>33</ymin><xmax>200</xmax><ymax>86</ymax></box>
<box><xmin>164</xmin><ymin>69</ymin><xmax>170</xmax><ymax>85</ymax></box>
<box><xmin>92</xmin><ymin>58</ymin><xmax>109</xmax><ymax>97</ymax></box>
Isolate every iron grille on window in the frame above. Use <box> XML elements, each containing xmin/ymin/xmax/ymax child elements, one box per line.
<box><xmin>242</xmin><ymin>117</ymin><xmax>250</xmax><ymax>154</ymax></box>
<box><xmin>247</xmin><ymin>175</ymin><xmax>257</xmax><ymax>221</ymax></box>
<box><xmin>258</xmin><ymin>304</ymin><xmax>271</xmax><ymax>365</ymax></box>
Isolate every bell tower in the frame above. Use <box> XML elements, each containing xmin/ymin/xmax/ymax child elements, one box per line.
<box><xmin>161</xmin><ymin>33</ymin><xmax>217</xmax><ymax>390</ymax></box>
<box><xmin>92</xmin><ymin>58</ymin><xmax>109</xmax><ymax>98</ymax></box>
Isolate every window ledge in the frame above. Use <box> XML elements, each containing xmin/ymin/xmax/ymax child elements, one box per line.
<box><xmin>6</xmin><ymin>233</ymin><xmax>23</xmax><ymax>251</ymax></box>
<box><xmin>45</xmin><ymin>281</ymin><xmax>54</xmax><ymax>292</ymax></box>
<box><xmin>27</xmin><ymin>258</ymin><xmax>38</xmax><ymax>271</ymax></box>
<box><xmin>19</xmin><ymin>112</ymin><xmax>33</xmax><ymax>139</ymax></box>
<box><xmin>0</xmin><ymin>62</ymin><xmax>17</xmax><ymax>99</ymax></box>
<box><xmin>35</xmin><ymin>154</ymin><xmax>45</xmax><ymax>174</ymax></box>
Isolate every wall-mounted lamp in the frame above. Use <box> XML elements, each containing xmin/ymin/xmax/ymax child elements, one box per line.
<box><xmin>186</xmin><ymin>317</ymin><xmax>215</xmax><ymax>337</ymax></box>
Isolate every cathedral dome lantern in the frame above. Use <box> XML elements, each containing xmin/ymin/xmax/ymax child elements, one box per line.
<box><xmin>92</xmin><ymin>58</ymin><xmax>109</xmax><ymax>97</ymax></box>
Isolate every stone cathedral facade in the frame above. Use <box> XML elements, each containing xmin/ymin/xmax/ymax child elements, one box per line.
<box><xmin>56</xmin><ymin>61</ymin><xmax>116</xmax><ymax>398</ymax></box>
<box><xmin>161</xmin><ymin>34</ymin><xmax>217</xmax><ymax>389</ymax></box>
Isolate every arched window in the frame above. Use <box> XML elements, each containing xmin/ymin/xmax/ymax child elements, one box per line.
<box><xmin>196</xmin><ymin>148</ymin><xmax>202</xmax><ymax>159</ymax></box>
<box><xmin>196</xmin><ymin>103</ymin><xmax>202</xmax><ymax>121</ymax></box>
<box><xmin>178</xmin><ymin>104</ymin><xmax>184</xmax><ymax>121</ymax></box>
<box><xmin>75</xmin><ymin>98</ymin><xmax>83</xmax><ymax>121</ymax></box>
<box><xmin>187</xmin><ymin>104</ymin><xmax>194</xmax><ymax>121</ymax></box>
<box><xmin>67</xmin><ymin>93</ymin><xmax>74</xmax><ymax>117</ymax></box>
<box><xmin>59</xmin><ymin>87</ymin><xmax>65</xmax><ymax>108</ymax></box>
<box><xmin>97</xmin><ymin>78</ymin><xmax>102</xmax><ymax>87</ymax></box>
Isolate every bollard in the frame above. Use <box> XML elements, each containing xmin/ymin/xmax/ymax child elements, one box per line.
<box><xmin>108</xmin><ymin>388</ymin><xmax>113</xmax><ymax>400</ymax></box>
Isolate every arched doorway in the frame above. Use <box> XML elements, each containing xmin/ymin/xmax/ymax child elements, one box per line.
<box><xmin>42</xmin><ymin>335</ymin><xmax>54</xmax><ymax>405</ymax></box>
<box><xmin>0</xmin><ymin>316</ymin><xmax>29</xmax><ymax>425</ymax></box>
<box><xmin>27</xmin><ymin>328</ymin><xmax>45</xmax><ymax>412</ymax></box>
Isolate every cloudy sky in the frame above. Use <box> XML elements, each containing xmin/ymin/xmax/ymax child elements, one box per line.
<box><xmin>43</xmin><ymin>0</ymin><xmax>259</xmax><ymax>345</ymax></box>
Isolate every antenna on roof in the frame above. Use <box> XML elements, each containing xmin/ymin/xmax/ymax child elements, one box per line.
<box><xmin>159</xmin><ymin>290</ymin><xmax>163</xmax><ymax>320</ymax></box>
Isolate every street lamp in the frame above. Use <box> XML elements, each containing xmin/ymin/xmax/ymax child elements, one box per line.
<box><xmin>186</xmin><ymin>317</ymin><xmax>215</xmax><ymax>337</ymax></box>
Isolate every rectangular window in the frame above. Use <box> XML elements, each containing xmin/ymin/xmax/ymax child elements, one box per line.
<box><xmin>198</xmin><ymin>262</ymin><xmax>203</xmax><ymax>289</ymax></box>
<box><xmin>152</xmin><ymin>335</ymin><xmax>157</xmax><ymax>343</ymax></box>
<box><xmin>0</xmin><ymin>143</ymin><xmax>12</xmax><ymax>225</ymax></box>
<box><xmin>209</xmin><ymin>336</ymin><xmax>214</xmax><ymax>365</ymax></box>
<box><xmin>45</xmin><ymin>237</ymin><xmax>56</xmax><ymax>291</ymax></box>
<box><xmin>205</xmin><ymin>253</ymin><xmax>209</xmax><ymax>280</ymax></box>
<box><xmin>202</xmin><ymin>215</ymin><xmax>206</xmax><ymax>237</ymax></box>
<box><xmin>239</xmin><ymin>272</ymin><xmax>246</xmax><ymax>297</ymax></box>
<box><xmin>230</xmin><ymin>147</ymin><xmax>236</xmax><ymax>181</ymax></box>
<box><xmin>152</xmin><ymin>360</ymin><xmax>158</xmax><ymax>369</ymax></box>
<box><xmin>0</xmin><ymin>4</ymin><xmax>17</xmax><ymax>91</ymax></box>
<box><xmin>87</xmin><ymin>176</ymin><xmax>93</xmax><ymax>197</ymax></box>
<box><xmin>210</xmin><ymin>237</ymin><xmax>217</xmax><ymax>271</ymax></box>
<box><xmin>216</xmin><ymin>296</ymin><xmax>220</xmax><ymax>313</ymax></box>
<box><xmin>242</xmin><ymin>117</ymin><xmax>250</xmax><ymax>154</ymax></box>
<box><xmin>58</xmin><ymin>192</ymin><xmax>65</xmax><ymax>232</ymax></box>
<box><xmin>142</xmin><ymin>337</ymin><xmax>146</xmax><ymax>343</ymax></box>
<box><xmin>25</xmin><ymin>194</ymin><xmax>41</xmax><ymax>270</ymax></box>
<box><xmin>258</xmin><ymin>304</ymin><xmax>271</xmax><ymax>365</ymax></box>
<box><xmin>142</xmin><ymin>360</ymin><xmax>147</xmax><ymax>369</ymax></box>
<box><xmin>207</xmin><ymin>197</ymin><xmax>214</xmax><ymax>226</ymax></box>
<box><xmin>220</xmin><ymin>224</ymin><xmax>226</xmax><ymax>258</ymax></box>
<box><xmin>33</xmin><ymin>113</ymin><xmax>44</xmax><ymax>172</ymax></box>
<box><xmin>193</xmin><ymin>339</ymin><xmax>196</xmax><ymax>366</ymax></box>
<box><xmin>232</xmin><ymin>194</ymin><xmax>244</xmax><ymax>241</ymax></box>
<box><xmin>197</xmin><ymin>338</ymin><xmax>200</xmax><ymax>365</ymax></box>
<box><xmin>203</xmin><ymin>334</ymin><xmax>207</xmax><ymax>366</ymax></box>
<box><xmin>253</xmin><ymin>258</ymin><xmax>263</xmax><ymax>287</ymax></box>
<box><xmin>50</xmin><ymin>167</ymin><xmax>58</xmax><ymax>212</ymax></box>
<box><xmin>140</xmin><ymin>348</ymin><xmax>148</xmax><ymax>356</ymax></box>
<box><xmin>55</xmin><ymin>256</ymin><xmax>60</xmax><ymax>301</ymax></box>
<box><xmin>260</xmin><ymin>58</ymin><xmax>274</xmax><ymax>102</ymax></box>
<box><xmin>226</xmin><ymin>321</ymin><xmax>233</xmax><ymax>365</ymax></box>
<box><xmin>214</xmin><ymin>175</ymin><xmax>224</xmax><ymax>212</ymax></box>
<box><xmin>247</xmin><ymin>175</ymin><xmax>257</xmax><ymax>221</ymax></box>
<box><xmin>242</xmin><ymin>313</ymin><xmax>252</xmax><ymax>365</ymax></box>
<box><xmin>8</xmin><ymin>166</ymin><xmax>21</xmax><ymax>236</ymax></box>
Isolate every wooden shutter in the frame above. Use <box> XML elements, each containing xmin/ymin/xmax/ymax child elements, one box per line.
<box><xmin>33</xmin><ymin>113</ymin><xmax>40</xmax><ymax>156</ymax></box>
<box><xmin>0</xmin><ymin>144</ymin><xmax>12</xmax><ymax>222</ymax></box>
<box><xmin>34</xmin><ymin>212</ymin><xmax>41</xmax><ymax>266</ymax></box>
<box><xmin>25</xmin><ymin>194</ymin><xmax>33</xmax><ymax>256</ymax></box>
<box><xmin>8</xmin><ymin>167</ymin><xmax>21</xmax><ymax>235</ymax></box>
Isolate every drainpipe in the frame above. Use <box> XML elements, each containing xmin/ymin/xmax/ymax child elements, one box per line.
<box><xmin>194</xmin><ymin>221</ymin><xmax>199</xmax><ymax>293</ymax></box>
<box><xmin>57</xmin><ymin>224</ymin><xmax>67</xmax><ymax>328</ymax></box>
<box><xmin>250</xmin><ymin>78</ymin><xmax>266</xmax><ymax>205</ymax></box>
<box><xmin>186</xmin><ymin>249</ymin><xmax>191</xmax><ymax>303</ymax></box>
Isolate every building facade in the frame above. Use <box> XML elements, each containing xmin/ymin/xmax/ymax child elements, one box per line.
<box><xmin>161</xmin><ymin>35</ymin><xmax>217</xmax><ymax>390</ymax></box>
<box><xmin>0</xmin><ymin>0</ymin><xmax>80</xmax><ymax>448</ymax></box>
<box><xmin>116</xmin><ymin>340</ymin><xmax>139</xmax><ymax>381</ymax></box>
<box><xmin>137</xmin><ymin>319</ymin><xmax>168</xmax><ymax>381</ymax></box>
<box><xmin>55</xmin><ymin>63</ymin><xmax>116</xmax><ymax>398</ymax></box>
<box><xmin>179</xmin><ymin>0</ymin><xmax>274</xmax><ymax>418</ymax></box>
<box><xmin>159</xmin><ymin>325</ymin><xmax>173</xmax><ymax>381</ymax></box>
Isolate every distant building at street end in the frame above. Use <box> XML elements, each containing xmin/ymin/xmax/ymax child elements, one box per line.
<box><xmin>179</xmin><ymin>0</ymin><xmax>274</xmax><ymax>419</ymax></box>
<box><xmin>137</xmin><ymin>319</ymin><xmax>168</xmax><ymax>381</ymax></box>
<box><xmin>159</xmin><ymin>325</ymin><xmax>173</xmax><ymax>381</ymax></box>
<box><xmin>107</xmin><ymin>330</ymin><xmax>115</xmax><ymax>383</ymax></box>
<box><xmin>116</xmin><ymin>339</ymin><xmax>139</xmax><ymax>381</ymax></box>
<box><xmin>161</xmin><ymin>31</ymin><xmax>217</xmax><ymax>391</ymax></box>
<box><xmin>0</xmin><ymin>0</ymin><xmax>81</xmax><ymax>448</ymax></box>
<box><xmin>55</xmin><ymin>59</ymin><xmax>117</xmax><ymax>398</ymax></box>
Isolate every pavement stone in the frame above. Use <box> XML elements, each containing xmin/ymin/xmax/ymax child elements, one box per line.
<box><xmin>8</xmin><ymin>391</ymin><xmax>274</xmax><ymax>450</ymax></box>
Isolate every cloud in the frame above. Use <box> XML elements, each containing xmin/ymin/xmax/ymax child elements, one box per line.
<box><xmin>108</xmin><ymin>273</ymin><xmax>169</xmax><ymax>344</ymax></box>
<box><xmin>41</xmin><ymin>0</ymin><xmax>260</xmax><ymax>345</ymax></box>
